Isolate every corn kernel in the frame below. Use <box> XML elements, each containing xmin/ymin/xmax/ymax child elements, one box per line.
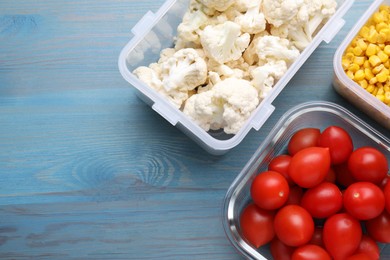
<box><xmin>384</xmin><ymin>45</ymin><xmax>390</xmax><ymax>55</ymax></box>
<box><xmin>376</xmin><ymin>69</ymin><xmax>389</xmax><ymax>82</ymax></box>
<box><xmin>373</xmin><ymin>12</ymin><xmax>385</xmax><ymax>24</ymax></box>
<box><xmin>377</xmin><ymin>32</ymin><xmax>387</xmax><ymax>44</ymax></box>
<box><xmin>354</xmin><ymin>69</ymin><xmax>366</xmax><ymax>81</ymax></box>
<box><xmin>365</xmin><ymin>68</ymin><xmax>375</xmax><ymax>80</ymax></box>
<box><xmin>354</xmin><ymin>56</ymin><xmax>366</xmax><ymax>66</ymax></box>
<box><xmin>366</xmin><ymin>84</ymin><xmax>375</xmax><ymax>93</ymax></box>
<box><xmin>372</xmin><ymin>64</ymin><xmax>385</xmax><ymax>74</ymax></box>
<box><xmin>367</xmin><ymin>30</ymin><xmax>379</xmax><ymax>43</ymax></box>
<box><xmin>353</xmin><ymin>46</ymin><xmax>364</xmax><ymax>56</ymax></box>
<box><xmin>364</xmin><ymin>60</ymin><xmax>372</xmax><ymax>69</ymax></box>
<box><xmin>376</xmin><ymin>22</ymin><xmax>388</xmax><ymax>32</ymax></box>
<box><xmin>384</xmin><ymin>60</ymin><xmax>390</xmax><ymax>68</ymax></box>
<box><xmin>342</xmin><ymin>58</ymin><xmax>351</xmax><ymax>70</ymax></box>
<box><xmin>377</xmin><ymin>51</ymin><xmax>389</xmax><ymax>63</ymax></box>
<box><xmin>359</xmin><ymin>26</ymin><xmax>370</xmax><ymax>38</ymax></box>
<box><xmin>346</xmin><ymin>70</ymin><xmax>355</xmax><ymax>79</ymax></box>
<box><xmin>377</xmin><ymin>94</ymin><xmax>385</xmax><ymax>102</ymax></box>
<box><xmin>369</xmin><ymin>77</ymin><xmax>378</xmax><ymax>85</ymax></box>
<box><xmin>348</xmin><ymin>63</ymin><xmax>360</xmax><ymax>73</ymax></box>
<box><xmin>358</xmin><ymin>79</ymin><xmax>368</xmax><ymax>89</ymax></box>
<box><xmin>384</xmin><ymin>92</ymin><xmax>390</xmax><ymax>104</ymax></box>
<box><xmin>344</xmin><ymin>52</ymin><xmax>355</xmax><ymax>61</ymax></box>
<box><xmin>369</xmin><ymin>55</ymin><xmax>382</xmax><ymax>67</ymax></box>
<box><xmin>356</xmin><ymin>39</ymin><xmax>368</xmax><ymax>51</ymax></box>
<box><xmin>366</xmin><ymin>43</ymin><xmax>378</xmax><ymax>56</ymax></box>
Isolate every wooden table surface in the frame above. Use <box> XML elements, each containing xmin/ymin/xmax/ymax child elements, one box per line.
<box><xmin>1</xmin><ymin>0</ymin><xmax>389</xmax><ymax>259</ymax></box>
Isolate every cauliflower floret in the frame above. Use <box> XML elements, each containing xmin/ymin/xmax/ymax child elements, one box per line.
<box><xmin>160</xmin><ymin>48</ymin><xmax>208</xmax><ymax>92</ymax></box>
<box><xmin>183</xmin><ymin>78</ymin><xmax>259</xmax><ymax>134</ymax></box>
<box><xmin>200</xmin><ymin>21</ymin><xmax>250</xmax><ymax>64</ymax></box>
<box><xmin>234</xmin><ymin>0</ymin><xmax>267</xmax><ymax>34</ymax></box>
<box><xmin>183</xmin><ymin>90</ymin><xmax>225</xmax><ymax>131</ymax></box>
<box><xmin>243</xmin><ymin>35</ymin><xmax>300</xmax><ymax>65</ymax></box>
<box><xmin>251</xmin><ymin>60</ymin><xmax>288</xmax><ymax>98</ymax></box>
<box><xmin>213</xmin><ymin>78</ymin><xmax>259</xmax><ymax>134</ymax></box>
<box><xmin>175</xmin><ymin>10</ymin><xmax>209</xmax><ymax>49</ymax></box>
<box><xmin>263</xmin><ymin>0</ymin><xmax>337</xmax><ymax>50</ymax></box>
<box><xmin>198</xmin><ymin>0</ymin><xmax>236</xmax><ymax>12</ymax></box>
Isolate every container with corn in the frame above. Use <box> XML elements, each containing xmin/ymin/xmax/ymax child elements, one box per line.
<box><xmin>334</xmin><ymin>0</ymin><xmax>390</xmax><ymax>129</ymax></box>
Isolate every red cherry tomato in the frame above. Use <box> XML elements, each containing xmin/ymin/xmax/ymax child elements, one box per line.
<box><xmin>288</xmin><ymin>128</ymin><xmax>321</xmax><ymax>156</ymax></box>
<box><xmin>348</xmin><ymin>147</ymin><xmax>388</xmax><ymax>184</ymax></box>
<box><xmin>288</xmin><ymin>147</ymin><xmax>331</xmax><ymax>188</ymax></box>
<box><xmin>239</xmin><ymin>203</ymin><xmax>275</xmax><ymax>248</ymax></box>
<box><xmin>300</xmin><ymin>182</ymin><xmax>343</xmax><ymax>219</ymax></box>
<box><xmin>285</xmin><ymin>185</ymin><xmax>304</xmax><ymax>206</ymax></box>
<box><xmin>384</xmin><ymin>180</ymin><xmax>390</xmax><ymax>214</ymax></box>
<box><xmin>250</xmin><ymin>171</ymin><xmax>290</xmax><ymax>210</ymax></box>
<box><xmin>343</xmin><ymin>182</ymin><xmax>385</xmax><ymax>220</ymax></box>
<box><xmin>268</xmin><ymin>154</ymin><xmax>294</xmax><ymax>186</ymax></box>
<box><xmin>323</xmin><ymin>213</ymin><xmax>362</xmax><ymax>260</ymax></box>
<box><xmin>365</xmin><ymin>210</ymin><xmax>390</xmax><ymax>243</ymax></box>
<box><xmin>270</xmin><ymin>238</ymin><xmax>295</xmax><ymax>260</ymax></box>
<box><xmin>309</xmin><ymin>227</ymin><xmax>324</xmax><ymax>247</ymax></box>
<box><xmin>291</xmin><ymin>244</ymin><xmax>331</xmax><ymax>260</ymax></box>
<box><xmin>355</xmin><ymin>234</ymin><xmax>380</xmax><ymax>260</ymax></box>
<box><xmin>274</xmin><ymin>205</ymin><xmax>314</xmax><ymax>247</ymax></box>
<box><xmin>318</xmin><ymin>125</ymin><xmax>354</xmax><ymax>165</ymax></box>
<box><xmin>333</xmin><ymin>162</ymin><xmax>356</xmax><ymax>188</ymax></box>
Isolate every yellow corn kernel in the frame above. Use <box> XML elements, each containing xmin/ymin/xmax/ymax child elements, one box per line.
<box><xmin>342</xmin><ymin>58</ymin><xmax>351</xmax><ymax>70</ymax></box>
<box><xmin>376</xmin><ymin>22</ymin><xmax>388</xmax><ymax>32</ymax></box>
<box><xmin>358</xmin><ymin>79</ymin><xmax>368</xmax><ymax>89</ymax></box>
<box><xmin>356</xmin><ymin>39</ymin><xmax>368</xmax><ymax>51</ymax></box>
<box><xmin>348</xmin><ymin>63</ymin><xmax>360</xmax><ymax>73</ymax></box>
<box><xmin>364</xmin><ymin>60</ymin><xmax>372</xmax><ymax>69</ymax></box>
<box><xmin>365</xmin><ymin>68</ymin><xmax>375</xmax><ymax>80</ymax></box>
<box><xmin>353</xmin><ymin>46</ymin><xmax>364</xmax><ymax>56</ymax></box>
<box><xmin>369</xmin><ymin>55</ymin><xmax>382</xmax><ymax>67</ymax></box>
<box><xmin>376</xmin><ymin>68</ymin><xmax>389</xmax><ymax>82</ymax></box>
<box><xmin>378</xmin><ymin>43</ymin><xmax>386</xmax><ymax>50</ymax></box>
<box><xmin>369</xmin><ymin>77</ymin><xmax>378</xmax><ymax>85</ymax></box>
<box><xmin>359</xmin><ymin>26</ymin><xmax>370</xmax><ymax>38</ymax></box>
<box><xmin>384</xmin><ymin>60</ymin><xmax>390</xmax><ymax>68</ymax></box>
<box><xmin>346</xmin><ymin>70</ymin><xmax>355</xmax><ymax>79</ymax></box>
<box><xmin>377</xmin><ymin>51</ymin><xmax>389</xmax><ymax>63</ymax></box>
<box><xmin>373</xmin><ymin>12</ymin><xmax>385</xmax><ymax>24</ymax></box>
<box><xmin>354</xmin><ymin>56</ymin><xmax>366</xmax><ymax>66</ymax></box>
<box><xmin>366</xmin><ymin>84</ymin><xmax>375</xmax><ymax>93</ymax></box>
<box><xmin>377</xmin><ymin>85</ymin><xmax>385</xmax><ymax>95</ymax></box>
<box><xmin>344</xmin><ymin>52</ymin><xmax>355</xmax><ymax>61</ymax></box>
<box><xmin>384</xmin><ymin>92</ymin><xmax>390</xmax><ymax>104</ymax></box>
<box><xmin>376</xmin><ymin>94</ymin><xmax>385</xmax><ymax>102</ymax></box>
<box><xmin>366</xmin><ymin>43</ymin><xmax>378</xmax><ymax>56</ymax></box>
<box><xmin>354</xmin><ymin>69</ymin><xmax>366</xmax><ymax>81</ymax></box>
<box><xmin>373</xmin><ymin>64</ymin><xmax>385</xmax><ymax>74</ymax></box>
<box><xmin>372</xmin><ymin>88</ymin><xmax>379</xmax><ymax>96</ymax></box>
<box><xmin>377</xmin><ymin>32</ymin><xmax>387</xmax><ymax>44</ymax></box>
<box><xmin>384</xmin><ymin>45</ymin><xmax>390</xmax><ymax>55</ymax></box>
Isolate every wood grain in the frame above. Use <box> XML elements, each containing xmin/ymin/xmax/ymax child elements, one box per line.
<box><xmin>0</xmin><ymin>0</ymin><xmax>388</xmax><ymax>259</ymax></box>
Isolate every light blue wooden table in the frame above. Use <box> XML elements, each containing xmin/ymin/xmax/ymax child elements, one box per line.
<box><xmin>0</xmin><ymin>0</ymin><xmax>389</xmax><ymax>259</ymax></box>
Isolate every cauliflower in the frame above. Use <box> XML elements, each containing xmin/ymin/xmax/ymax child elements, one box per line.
<box><xmin>243</xmin><ymin>35</ymin><xmax>300</xmax><ymax>65</ymax></box>
<box><xmin>233</xmin><ymin>0</ymin><xmax>267</xmax><ymax>34</ymax></box>
<box><xmin>183</xmin><ymin>78</ymin><xmax>259</xmax><ymax>134</ymax></box>
<box><xmin>251</xmin><ymin>60</ymin><xmax>288</xmax><ymax>99</ymax></box>
<box><xmin>263</xmin><ymin>0</ymin><xmax>337</xmax><ymax>50</ymax></box>
<box><xmin>134</xmin><ymin>48</ymin><xmax>208</xmax><ymax>109</ymax></box>
<box><xmin>198</xmin><ymin>0</ymin><xmax>236</xmax><ymax>12</ymax></box>
<box><xmin>200</xmin><ymin>21</ymin><xmax>250</xmax><ymax>64</ymax></box>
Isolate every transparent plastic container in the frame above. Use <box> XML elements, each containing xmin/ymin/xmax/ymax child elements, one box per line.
<box><xmin>333</xmin><ymin>0</ymin><xmax>390</xmax><ymax>130</ymax></box>
<box><xmin>222</xmin><ymin>101</ymin><xmax>390</xmax><ymax>260</ymax></box>
<box><xmin>119</xmin><ymin>0</ymin><xmax>354</xmax><ymax>155</ymax></box>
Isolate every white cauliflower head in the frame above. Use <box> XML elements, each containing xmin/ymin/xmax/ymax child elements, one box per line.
<box><xmin>244</xmin><ymin>35</ymin><xmax>300</xmax><ymax>65</ymax></box>
<box><xmin>160</xmin><ymin>48</ymin><xmax>208</xmax><ymax>92</ymax></box>
<box><xmin>200</xmin><ymin>21</ymin><xmax>250</xmax><ymax>64</ymax></box>
<box><xmin>262</xmin><ymin>0</ymin><xmax>305</xmax><ymax>27</ymax></box>
<box><xmin>251</xmin><ymin>60</ymin><xmax>288</xmax><ymax>99</ymax></box>
<box><xmin>234</xmin><ymin>0</ymin><xmax>267</xmax><ymax>34</ymax></box>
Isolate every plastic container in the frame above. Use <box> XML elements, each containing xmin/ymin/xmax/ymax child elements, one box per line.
<box><xmin>119</xmin><ymin>0</ymin><xmax>354</xmax><ymax>155</ymax></box>
<box><xmin>333</xmin><ymin>0</ymin><xmax>390</xmax><ymax>130</ymax></box>
<box><xmin>222</xmin><ymin>101</ymin><xmax>390</xmax><ymax>260</ymax></box>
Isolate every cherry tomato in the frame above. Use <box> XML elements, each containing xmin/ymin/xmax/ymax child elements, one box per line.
<box><xmin>365</xmin><ymin>210</ymin><xmax>390</xmax><ymax>243</ymax></box>
<box><xmin>348</xmin><ymin>147</ymin><xmax>388</xmax><ymax>184</ymax></box>
<box><xmin>288</xmin><ymin>147</ymin><xmax>331</xmax><ymax>188</ymax></box>
<box><xmin>323</xmin><ymin>213</ymin><xmax>362</xmax><ymax>260</ymax></box>
<box><xmin>250</xmin><ymin>171</ymin><xmax>290</xmax><ymax>210</ymax></box>
<box><xmin>270</xmin><ymin>237</ymin><xmax>295</xmax><ymax>260</ymax></box>
<box><xmin>288</xmin><ymin>128</ymin><xmax>321</xmax><ymax>156</ymax></box>
<box><xmin>291</xmin><ymin>244</ymin><xmax>331</xmax><ymax>260</ymax></box>
<box><xmin>239</xmin><ymin>203</ymin><xmax>275</xmax><ymax>248</ymax></box>
<box><xmin>301</xmin><ymin>182</ymin><xmax>343</xmax><ymax>219</ymax></box>
<box><xmin>343</xmin><ymin>182</ymin><xmax>385</xmax><ymax>220</ymax></box>
<box><xmin>384</xmin><ymin>180</ymin><xmax>390</xmax><ymax>214</ymax></box>
<box><xmin>309</xmin><ymin>227</ymin><xmax>324</xmax><ymax>247</ymax></box>
<box><xmin>318</xmin><ymin>125</ymin><xmax>354</xmax><ymax>165</ymax></box>
<box><xmin>285</xmin><ymin>185</ymin><xmax>304</xmax><ymax>206</ymax></box>
<box><xmin>268</xmin><ymin>154</ymin><xmax>294</xmax><ymax>186</ymax></box>
<box><xmin>274</xmin><ymin>205</ymin><xmax>314</xmax><ymax>247</ymax></box>
<box><xmin>355</xmin><ymin>234</ymin><xmax>380</xmax><ymax>260</ymax></box>
<box><xmin>333</xmin><ymin>162</ymin><xmax>356</xmax><ymax>188</ymax></box>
